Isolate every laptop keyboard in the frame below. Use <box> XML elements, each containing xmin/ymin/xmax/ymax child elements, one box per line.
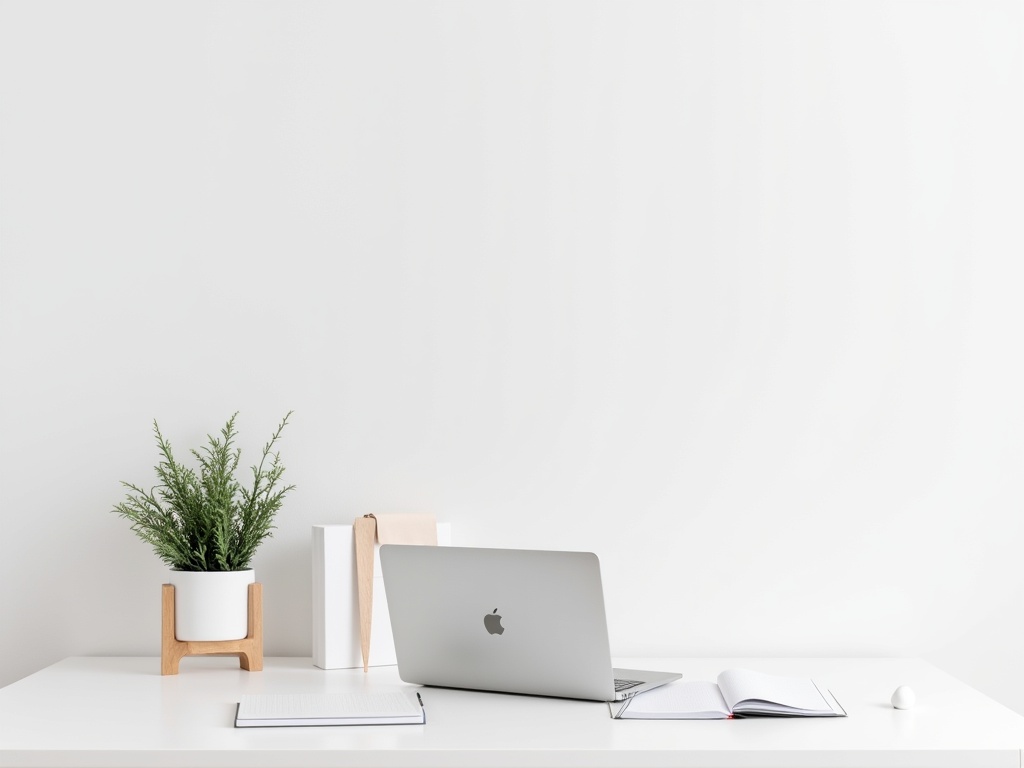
<box><xmin>614</xmin><ymin>678</ymin><xmax>644</xmax><ymax>692</ymax></box>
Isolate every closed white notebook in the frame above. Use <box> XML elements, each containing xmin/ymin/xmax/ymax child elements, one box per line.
<box><xmin>235</xmin><ymin>690</ymin><xmax>425</xmax><ymax>727</ymax></box>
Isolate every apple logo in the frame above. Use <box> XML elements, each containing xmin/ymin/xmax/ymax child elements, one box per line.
<box><xmin>484</xmin><ymin>608</ymin><xmax>504</xmax><ymax>635</ymax></box>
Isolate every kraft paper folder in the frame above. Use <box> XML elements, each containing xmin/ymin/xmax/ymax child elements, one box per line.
<box><xmin>354</xmin><ymin>513</ymin><xmax>437</xmax><ymax>672</ymax></box>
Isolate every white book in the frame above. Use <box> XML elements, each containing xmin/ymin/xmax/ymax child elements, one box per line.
<box><xmin>235</xmin><ymin>690</ymin><xmax>426</xmax><ymax>728</ymax></box>
<box><xmin>616</xmin><ymin>669</ymin><xmax>846</xmax><ymax>719</ymax></box>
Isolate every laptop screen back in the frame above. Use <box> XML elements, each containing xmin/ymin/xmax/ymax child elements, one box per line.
<box><xmin>380</xmin><ymin>545</ymin><xmax>617</xmax><ymax>701</ymax></box>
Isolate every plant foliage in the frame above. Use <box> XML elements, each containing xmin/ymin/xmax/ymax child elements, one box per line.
<box><xmin>113</xmin><ymin>412</ymin><xmax>294</xmax><ymax>572</ymax></box>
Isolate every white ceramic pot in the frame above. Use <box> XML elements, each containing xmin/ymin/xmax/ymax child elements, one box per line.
<box><xmin>169</xmin><ymin>569</ymin><xmax>255</xmax><ymax>641</ymax></box>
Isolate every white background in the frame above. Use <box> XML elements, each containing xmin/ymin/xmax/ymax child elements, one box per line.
<box><xmin>2</xmin><ymin>0</ymin><xmax>1023</xmax><ymax>712</ymax></box>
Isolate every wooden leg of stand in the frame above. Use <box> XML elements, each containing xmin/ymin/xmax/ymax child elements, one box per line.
<box><xmin>161</xmin><ymin>584</ymin><xmax>187</xmax><ymax>676</ymax></box>
<box><xmin>239</xmin><ymin>583</ymin><xmax>263</xmax><ymax>671</ymax></box>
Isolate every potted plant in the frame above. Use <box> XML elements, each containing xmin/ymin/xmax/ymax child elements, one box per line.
<box><xmin>113</xmin><ymin>412</ymin><xmax>294</xmax><ymax>641</ymax></box>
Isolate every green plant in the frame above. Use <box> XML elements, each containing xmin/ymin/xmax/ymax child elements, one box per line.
<box><xmin>113</xmin><ymin>412</ymin><xmax>294</xmax><ymax>571</ymax></box>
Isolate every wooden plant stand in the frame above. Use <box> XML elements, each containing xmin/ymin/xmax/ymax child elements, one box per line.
<box><xmin>160</xmin><ymin>583</ymin><xmax>264</xmax><ymax>675</ymax></box>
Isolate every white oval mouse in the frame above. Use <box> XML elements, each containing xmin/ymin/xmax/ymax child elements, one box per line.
<box><xmin>891</xmin><ymin>685</ymin><xmax>916</xmax><ymax>710</ymax></box>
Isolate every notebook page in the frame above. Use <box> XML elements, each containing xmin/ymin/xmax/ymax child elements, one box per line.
<box><xmin>238</xmin><ymin>691</ymin><xmax>420</xmax><ymax>720</ymax></box>
<box><xmin>717</xmin><ymin>669</ymin><xmax>829</xmax><ymax>713</ymax></box>
<box><xmin>618</xmin><ymin>681</ymin><xmax>730</xmax><ymax>719</ymax></box>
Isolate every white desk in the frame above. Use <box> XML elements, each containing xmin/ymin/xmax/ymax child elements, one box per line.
<box><xmin>1</xmin><ymin>657</ymin><xmax>1023</xmax><ymax>768</ymax></box>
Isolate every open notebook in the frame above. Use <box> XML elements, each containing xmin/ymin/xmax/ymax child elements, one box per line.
<box><xmin>614</xmin><ymin>668</ymin><xmax>846</xmax><ymax>719</ymax></box>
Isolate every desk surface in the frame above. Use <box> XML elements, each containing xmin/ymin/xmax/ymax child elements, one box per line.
<box><xmin>1</xmin><ymin>656</ymin><xmax>1023</xmax><ymax>768</ymax></box>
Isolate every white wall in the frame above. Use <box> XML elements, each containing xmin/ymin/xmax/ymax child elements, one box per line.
<box><xmin>2</xmin><ymin>0</ymin><xmax>1023</xmax><ymax>711</ymax></box>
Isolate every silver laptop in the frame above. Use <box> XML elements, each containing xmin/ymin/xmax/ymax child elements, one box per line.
<box><xmin>379</xmin><ymin>545</ymin><xmax>681</xmax><ymax>701</ymax></box>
